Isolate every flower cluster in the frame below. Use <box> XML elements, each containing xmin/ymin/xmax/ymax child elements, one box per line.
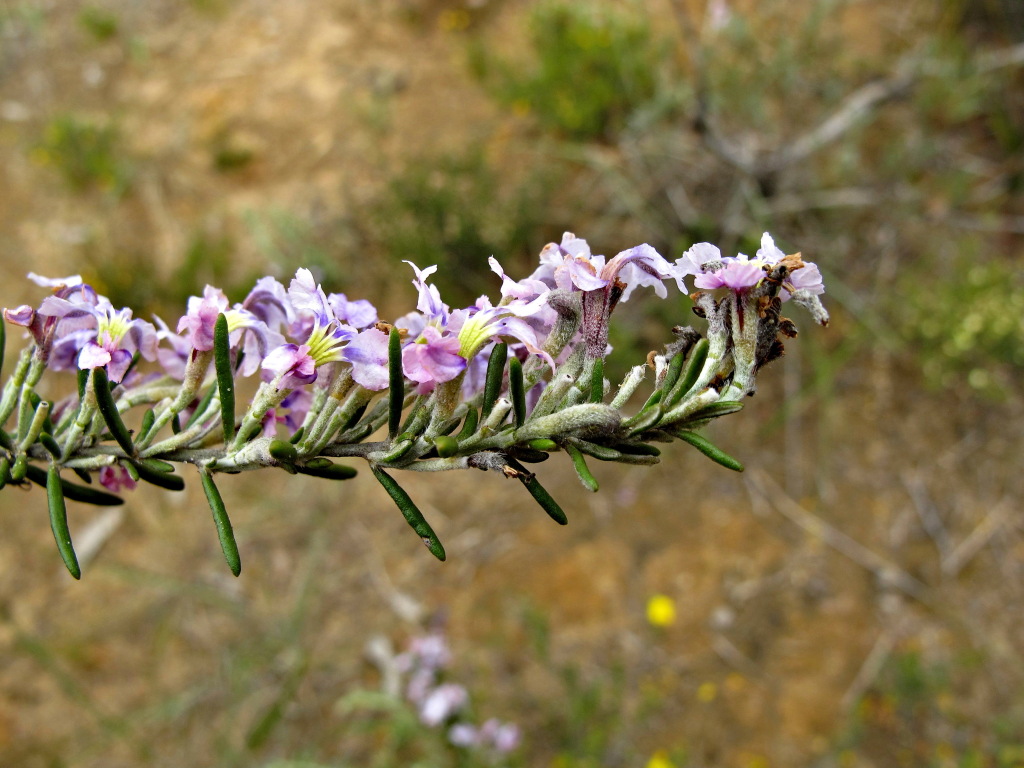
<box><xmin>0</xmin><ymin>231</ymin><xmax>827</xmax><ymax>579</ymax></box>
<box><xmin>396</xmin><ymin>631</ymin><xmax>520</xmax><ymax>755</ymax></box>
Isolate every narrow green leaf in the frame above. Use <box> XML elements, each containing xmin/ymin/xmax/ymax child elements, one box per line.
<box><xmin>125</xmin><ymin>460</ymin><xmax>140</xmax><ymax>482</ymax></box>
<box><xmin>10</xmin><ymin>455</ymin><xmax>26</xmax><ymax>482</ymax></box>
<box><xmin>294</xmin><ymin>461</ymin><xmax>358</xmax><ymax>481</ymax></box>
<box><xmin>370</xmin><ymin>465</ymin><xmax>446</xmax><ymax>561</ymax></box>
<box><xmin>565</xmin><ymin>444</ymin><xmax>598</xmax><ymax>492</ymax></box>
<box><xmin>47</xmin><ymin>466</ymin><xmax>81</xmax><ymax>580</ymax></box>
<box><xmin>171</xmin><ymin>413</ymin><xmax>182</xmax><ymax>434</ymax></box>
<box><xmin>343</xmin><ymin>403</ymin><xmax>368</xmax><ymax>432</ymax></box>
<box><xmin>683</xmin><ymin>401</ymin><xmax>744</xmax><ymax>423</ymax></box>
<box><xmin>140</xmin><ymin>407</ymin><xmax>155</xmax><ymax>438</ymax></box>
<box><xmin>140</xmin><ymin>457</ymin><xmax>175</xmax><ymax>473</ymax></box>
<box><xmin>24</xmin><ymin>464</ymin><xmax>123</xmax><ymax>505</ymax></box>
<box><xmin>288</xmin><ymin>426</ymin><xmax>305</xmax><ymax>444</ymax></box>
<box><xmin>184</xmin><ymin>385</ymin><xmax>216</xmax><ymax>428</ymax></box>
<box><xmin>589</xmin><ymin>357</ymin><xmax>605</xmax><ymax>403</ymax></box>
<box><xmin>388</xmin><ymin>328</ymin><xmax>403</xmax><ymax>439</ymax></box>
<box><xmin>661</xmin><ymin>349</ymin><xmax>686</xmax><ymax>395</ymax></box>
<box><xmin>675</xmin><ymin>430</ymin><xmax>744</xmax><ymax>472</ymax></box>
<box><xmin>566</xmin><ymin>438</ymin><xmax>621</xmax><ymax>461</ymax></box>
<box><xmin>520</xmin><ymin>473</ymin><xmax>568</xmax><ymax>526</ymax></box>
<box><xmin>508</xmin><ymin>446</ymin><xmax>550</xmax><ymax>463</ymax></box>
<box><xmin>481</xmin><ymin>342</ymin><xmax>508</xmax><ymax>421</ymax></box>
<box><xmin>130</xmin><ymin>459</ymin><xmax>186</xmax><ymax>491</ymax></box>
<box><xmin>508</xmin><ymin>356</ymin><xmax>526</xmax><ymax>428</ymax></box>
<box><xmin>214</xmin><ymin>313</ymin><xmax>236</xmax><ymax>443</ymax></box>
<box><xmin>0</xmin><ymin>456</ymin><xmax>9</xmax><ymax>490</ymax></box>
<box><xmin>40</xmin><ymin>433</ymin><xmax>62</xmax><ymax>460</ymax></box>
<box><xmin>456</xmin><ymin>407</ymin><xmax>478</xmax><ymax>441</ymax></box>
<box><xmin>92</xmin><ymin>368</ymin><xmax>135</xmax><ymax>457</ymax></box>
<box><xmin>667</xmin><ymin>338</ymin><xmax>709</xmax><ymax>406</ymax></box>
<box><xmin>77</xmin><ymin>368</ymin><xmax>88</xmax><ymax>404</ymax></box>
<box><xmin>71</xmin><ymin>467</ymin><xmax>92</xmax><ymax>485</ymax></box>
<box><xmin>200</xmin><ymin>469</ymin><xmax>241</xmax><ymax>576</ymax></box>
<box><xmin>613</xmin><ymin>442</ymin><xmax>661</xmax><ymax>457</ymax></box>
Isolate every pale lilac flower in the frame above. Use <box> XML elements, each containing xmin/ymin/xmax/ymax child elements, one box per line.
<box><xmin>261</xmin><ymin>389</ymin><xmax>312</xmax><ymax>436</ymax></box>
<box><xmin>671</xmin><ymin>242</ymin><xmax>723</xmax><ymax>292</ymax></box>
<box><xmin>99</xmin><ymin>465</ymin><xmax>136</xmax><ymax>493</ymax></box>
<box><xmin>178</xmin><ymin>285</ymin><xmax>226</xmax><ymax>352</ymax></box>
<box><xmin>34</xmin><ymin>293</ymin><xmax>158</xmax><ymax>383</ymax></box>
<box><xmin>480</xmin><ymin>718</ymin><xmax>520</xmax><ymax>753</ymax></box>
<box><xmin>402</xmin><ymin>325</ymin><xmax>466</xmax><ymax>389</ymax></box>
<box><xmin>783</xmin><ymin>261</ymin><xmax>825</xmax><ymax>299</ymax></box>
<box><xmin>259</xmin><ymin>269</ymin><xmax>359</xmax><ymax>388</ymax></box>
<box><xmin>448</xmin><ymin>723</ymin><xmax>479</xmax><ymax>748</ymax></box>
<box><xmin>328</xmin><ymin>292</ymin><xmax>378</xmax><ymax>329</ymax></box>
<box><xmin>342</xmin><ymin>327</ymin><xmax>390</xmax><ymax>390</ymax></box>
<box><xmin>755</xmin><ymin>231</ymin><xmax>786</xmax><ymax>265</ymax></box>
<box><xmin>27</xmin><ymin>273</ymin><xmax>83</xmax><ymax>289</ymax></box>
<box><xmin>242</xmin><ymin>276</ymin><xmax>292</xmax><ymax>332</ymax></box>
<box><xmin>172</xmin><ymin>285</ymin><xmax>283</xmax><ymax>377</ymax></box>
<box><xmin>693</xmin><ymin>259</ymin><xmax>765</xmax><ymax>291</ymax></box>
<box><xmin>405</xmin><ymin>261</ymin><xmax>449</xmax><ymax>325</ymax></box>
<box><xmin>153</xmin><ymin>316</ymin><xmax>191</xmax><ymax>379</ymax></box>
<box><xmin>5</xmin><ymin>277</ymin><xmax>102</xmax><ymax>355</ymax></box>
<box><xmin>418</xmin><ymin>683</ymin><xmax>468</xmax><ymax>726</ymax></box>
<box><xmin>261</xmin><ymin>343</ymin><xmax>317</xmax><ymax>389</ymax></box>
<box><xmin>455</xmin><ymin>295</ymin><xmax>555</xmax><ymax>372</ymax></box>
<box><xmin>530</xmin><ymin>233</ymin><xmax>673</xmax><ymax>301</ymax></box>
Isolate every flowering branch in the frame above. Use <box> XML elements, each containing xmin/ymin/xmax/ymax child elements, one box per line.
<box><xmin>0</xmin><ymin>232</ymin><xmax>827</xmax><ymax>578</ymax></box>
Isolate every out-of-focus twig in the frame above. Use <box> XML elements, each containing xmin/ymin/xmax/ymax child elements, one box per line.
<box><xmin>942</xmin><ymin>496</ymin><xmax>1012</xmax><ymax>577</ymax></box>
<box><xmin>901</xmin><ymin>470</ymin><xmax>952</xmax><ymax>563</ymax></box>
<box><xmin>745</xmin><ymin>470</ymin><xmax>930</xmax><ymax>603</ymax></box>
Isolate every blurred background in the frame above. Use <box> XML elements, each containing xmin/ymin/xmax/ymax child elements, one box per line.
<box><xmin>1</xmin><ymin>0</ymin><xmax>1023</xmax><ymax>766</ymax></box>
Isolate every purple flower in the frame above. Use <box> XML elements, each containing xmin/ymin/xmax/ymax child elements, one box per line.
<box><xmin>33</xmin><ymin>292</ymin><xmax>158</xmax><ymax>383</ymax></box>
<box><xmin>530</xmin><ymin>233</ymin><xmax>673</xmax><ymax>301</ymax></box>
<box><xmin>674</xmin><ymin>233</ymin><xmax>824</xmax><ymax>299</ymax></box>
<box><xmin>341</xmin><ymin>327</ymin><xmax>390</xmax><ymax>390</ymax></box>
<box><xmin>261</xmin><ymin>388</ymin><xmax>312</xmax><ymax>436</ymax></box>
<box><xmin>260</xmin><ymin>343</ymin><xmax>317</xmax><ymax>389</ymax></box>
<box><xmin>328</xmin><ymin>292</ymin><xmax>378</xmax><ymax>329</ymax></box>
<box><xmin>782</xmin><ymin>261</ymin><xmax>825</xmax><ymax>299</ymax></box>
<box><xmin>242</xmin><ymin>276</ymin><xmax>292</xmax><ymax>332</ymax></box>
<box><xmin>259</xmin><ymin>270</ymin><xmax>360</xmax><ymax>388</ymax></box>
<box><xmin>99</xmin><ymin>465</ymin><xmax>136</xmax><ymax>493</ymax></box>
<box><xmin>178</xmin><ymin>286</ymin><xmax>226</xmax><ymax>352</ymax></box>
<box><xmin>402</xmin><ymin>325</ymin><xmax>466</xmax><ymax>390</ymax></box>
<box><xmin>418</xmin><ymin>683</ymin><xmax>468</xmax><ymax>727</ymax></box>
<box><xmin>693</xmin><ymin>259</ymin><xmax>765</xmax><ymax>291</ymax></box>
<box><xmin>671</xmin><ymin>242</ymin><xmax>723</xmax><ymax>292</ymax></box>
<box><xmin>170</xmin><ymin>284</ymin><xmax>284</xmax><ymax>377</ymax></box>
<box><xmin>479</xmin><ymin>718</ymin><xmax>520</xmax><ymax>753</ymax></box>
<box><xmin>405</xmin><ymin>261</ymin><xmax>449</xmax><ymax>325</ymax></box>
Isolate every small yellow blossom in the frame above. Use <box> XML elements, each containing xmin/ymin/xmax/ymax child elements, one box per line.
<box><xmin>697</xmin><ymin>681</ymin><xmax>718</xmax><ymax>702</ymax></box>
<box><xmin>646</xmin><ymin>594</ymin><xmax>677</xmax><ymax>627</ymax></box>
<box><xmin>646</xmin><ymin>750</ymin><xmax>677</xmax><ymax>768</ymax></box>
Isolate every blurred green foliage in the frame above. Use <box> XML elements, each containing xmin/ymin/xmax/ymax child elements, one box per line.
<box><xmin>356</xmin><ymin>146</ymin><xmax>561</xmax><ymax>308</ymax></box>
<box><xmin>78</xmin><ymin>6</ymin><xmax>119</xmax><ymax>42</ymax></box>
<box><xmin>34</xmin><ymin>114</ymin><xmax>131</xmax><ymax>195</ymax></box>
<box><xmin>468</xmin><ymin>1</ymin><xmax>671</xmax><ymax>142</ymax></box>
<box><xmin>838</xmin><ymin>648</ymin><xmax>1024</xmax><ymax>767</ymax></box>
<box><xmin>904</xmin><ymin>247</ymin><xmax>1024</xmax><ymax>396</ymax></box>
<box><xmin>465</xmin><ymin>0</ymin><xmax>1024</xmax><ymax>400</ymax></box>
